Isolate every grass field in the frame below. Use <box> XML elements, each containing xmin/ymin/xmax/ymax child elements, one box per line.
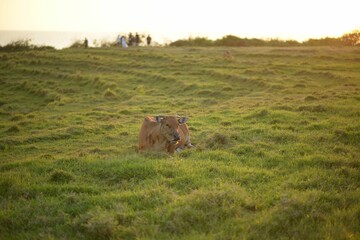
<box><xmin>0</xmin><ymin>46</ymin><xmax>359</xmax><ymax>239</ymax></box>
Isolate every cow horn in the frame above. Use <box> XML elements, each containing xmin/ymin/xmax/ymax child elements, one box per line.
<box><xmin>154</xmin><ymin>115</ymin><xmax>164</xmax><ymax>123</ymax></box>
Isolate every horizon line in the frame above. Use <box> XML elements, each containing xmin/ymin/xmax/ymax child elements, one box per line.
<box><xmin>0</xmin><ymin>29</ymin><xmax>354</xmax><ymax>43</ymax></box>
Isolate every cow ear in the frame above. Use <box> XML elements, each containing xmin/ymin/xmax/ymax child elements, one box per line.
<box><xmin>155</xmin><ymin>116</ymin><xmax>163</xmax><ymax>123</ymax></box>
<box><xmin>178</xmin><ymin>116</ymin><xmax>188</xmax><ymax>124</ymax></box>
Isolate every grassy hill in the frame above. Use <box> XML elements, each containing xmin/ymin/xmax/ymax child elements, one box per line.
<box><xmin>0</xmin><ymin>46</ymin><xmax>359</xmax><ymax>239</ymax></box>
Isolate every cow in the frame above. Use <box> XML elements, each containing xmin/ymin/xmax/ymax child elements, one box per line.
<box><xmin>138</xmin><ymin>115</ymin><xmax>193</xmax><ymax>153</ymax></box>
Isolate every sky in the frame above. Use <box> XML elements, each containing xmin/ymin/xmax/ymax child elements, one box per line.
<box><xmin>0</xmin><ymin>0</ymin><xmax>359</xmax><ymax>42</ymax></box>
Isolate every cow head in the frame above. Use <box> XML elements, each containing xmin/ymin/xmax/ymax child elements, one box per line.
<box><xmin>155</xmin><ymin>115</ymin><xmax>188</xmax><ymax>143</ymax></box>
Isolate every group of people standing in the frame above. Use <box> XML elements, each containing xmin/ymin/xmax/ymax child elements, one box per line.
<box><xmin>117</xmin><ymin>33</ymin><xmax>152</xmax><ymax>48</ymax></box>
<box><xmin>82</xmin><ymin>33</ymin><xmax>152</xmax><ymax>48</ymax></box>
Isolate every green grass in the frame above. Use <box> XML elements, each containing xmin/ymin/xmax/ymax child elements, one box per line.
<box><xmin>0</xmin><ymin>46</ymin><xmax>359</xmax><ymax>239</ymax></box>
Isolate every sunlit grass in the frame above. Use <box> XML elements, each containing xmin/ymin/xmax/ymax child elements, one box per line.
<box><xmin>0</xmin><ymin>46</ymin><xmax>359</xmax><ymax>239</ymax></box>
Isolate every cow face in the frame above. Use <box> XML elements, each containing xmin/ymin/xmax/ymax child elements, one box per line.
<box><xmin>156</xmin><ymin>116</ymin><xmax>188</xmax><ymax>143</ymax></box>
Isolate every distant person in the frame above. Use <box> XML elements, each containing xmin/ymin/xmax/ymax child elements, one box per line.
<box><xmin>121</xmin><ymin>36</ymin><xmax>128</xmax><ymax>48</ymax></box>
<box><xmin>128</xmin><ymin>33</ymin><xmax>134</xmax><ymax>46</ymax></box>
<box><xmin>117</xmin><ymin>34</ymin><xmax>121</xmax><ymax>46</ymax></box>
<box><xmin>84</xmin><ymin>38</ymin><xmax>88</xmax><ymax>48</ymax></box>
<box><xmin>135</xmin><ymin>32</ymin><xmax>140</xmax><ymax>46</ymax></box>
<box><xmin>146</xmin><ymin>35</ymin><xmax>152</xmax><ymax>46</ymax></box>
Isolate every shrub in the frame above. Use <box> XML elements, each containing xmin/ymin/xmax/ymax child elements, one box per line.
<box><xmin>341</xmin><ymin>29</ymin><xmax>360</xmax><ymax>46</ymax></box>
<box><xmin>0</xmin><ymin>39</ymin><xmax>31</xmax><ymax>51</ymax></box>
<box><xmin>170</xmin><ymin>37</ymin><xmax>213</xmax><ymax>47</ymax></box>
<box><xmin>303</xmin><ymin>37</ymin><xmax>344</xmax><ymax>46</ymax></box>
<box><xmin>68</xmin><ymin>40</ymin><xmax>85</xmax><ymax>48</ymax></box>
<box><xmin>0</xmin><ymin>39</ymin><xmax>54</xmax><ymax>51</ymax></box>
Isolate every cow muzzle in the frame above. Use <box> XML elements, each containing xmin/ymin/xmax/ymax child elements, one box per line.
<box><xmin>171</xmin><ymin>133</ymin><xmax>180</xmax><ymax>143</ymax></box>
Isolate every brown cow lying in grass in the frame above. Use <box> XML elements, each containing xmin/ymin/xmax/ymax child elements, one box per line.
<box><xmin>138</xmin><ymin>115</ymin><xmax>193</xmax><ymax>153</ymax></box>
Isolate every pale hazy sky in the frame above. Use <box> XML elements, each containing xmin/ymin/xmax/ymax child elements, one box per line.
<box><xmin>0</xmin><ymin>0</ymin><xmax>359</xmax><ymax>42</ymax></box>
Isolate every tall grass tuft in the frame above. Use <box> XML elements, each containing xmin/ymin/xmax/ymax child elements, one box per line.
<box><xmin>104</xmin><ymin>88</ymin><xmax>118</xmax><ymax>99</ymax></box>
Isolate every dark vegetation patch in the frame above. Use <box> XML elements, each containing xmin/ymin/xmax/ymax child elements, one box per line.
<box><xmin>10</xmin><ymin>115</ymin><xmax>24</xmax><ymax>121</ymax></box>
<box><xmin>305</xmin><ymin>95</ymin><xmax>318</xmax><ymax>101</ymax></box>
<box><xmin>205</xmin><ymin>133</ymin><xmax>230</xmax><ymax>149</ymax></box>
<box><xmin>49</xmin><ymin>170</ymin><xmax>75</xmax><ymax>183</ymax></box>
<box><xmin>271</xmin><ymin>105</ymin><xmax>293</xmax><ymax>111</ymax></box>
<box><xmin>334</xmin><ymin>129</ymin><xmax>360</xmax><ymax>145</ymax></box>
<box><xmin>6</xmin><ymin>125</ymin><xmax>20</xmax><ymax>133</ymax></box>
<box><xmin>294</xmin><ymin>70</ymin><xmax>349</xmax><ymax>80</ymax></box>
<box><xmin>244</xmin><ymin>109</ymin><xmax>269</xmax><ymax>119</ymax></box>
<box><xmin>297</xmin><ymin>105</ymin><xmax>327</xmax><ymax>112</ymax></box>
<box><xmin>220</xmin><ymin>121</ymin><xmax>232</xmax><ymax>126</ymax></box>
<box><xmin>294</xmin><ymin>83</ymin><xmax>306</xmax><ymax>88</ymax></box>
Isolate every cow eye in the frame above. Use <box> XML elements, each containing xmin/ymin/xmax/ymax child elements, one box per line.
<box><xmin>166</xmin><ymin>124</ymin><xmax>170</xmax><ymax>127</ymax></box>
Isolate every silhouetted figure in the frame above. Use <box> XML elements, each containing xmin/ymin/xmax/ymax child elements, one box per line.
<box><xmin>84</xmin><ymin>38</ymin><xmax>88</xmax><ymax>48</ymax></box>
<box><xmin>135</xmin><ymin>33</ymin><xmax>140</xmax><ymax>46</ymax></box>
<box><xmin>146</xmin><ymin>35</ymin><xmax>152</xmax><ymax>46</ymax></box>
<box><xmin>128</xmin><ymin>33</ymin><xmax>134</xmax><ymax>46</ymax></box>
<box><xmin>117</xmin><ymin>34</ymin><xmax>121</xmax><ymax>46</ymax></box>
